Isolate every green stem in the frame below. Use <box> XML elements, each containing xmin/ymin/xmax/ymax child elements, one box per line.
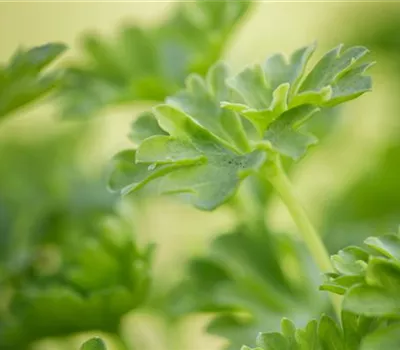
<box><xmin>266</xmin><ymin>157</ymin><xmax>342</xmax><ymax>317</ymax></box>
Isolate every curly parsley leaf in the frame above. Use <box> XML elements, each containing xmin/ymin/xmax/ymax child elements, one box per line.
<box><xmin>0</xmin><ymin>42</ymin><xmax>67</xmax><ymax>119</ymax></box>
<box><xmin>59</xmin><ymin>0</ymin><xmax>251</xmax><ymax>118</ymax></box>
<box><xmin>321</xmin><ymin>230</ymin><xmax>400</xmax><ymax>319</ymax></box>
<box><xmin>360</xmin><ymin>323</ymin><xmax>400</xmax><ymax>350</ymax></box>
<box><xmin>241</xmin><ymin>230</ymin><xmax>400</xmax><ymax>350</ymax></box>
<box><xmin>243</xmin><ymin>312</ymin><xmax>396</xmax><ymax>350</ymax></box>
<box><xmin>222</xmin><ymin>43</ymin><xmax>373</xmax><ymax>159</ymax></box>
<box><xmin>109</xmin><ymin>63</ymin><xmax>267</xmax><ymax>210</ymax></box>
<box><xmin>109</xmin><ymin>43</ymin><xmax>372</xmax><ymax>209</ymax></box>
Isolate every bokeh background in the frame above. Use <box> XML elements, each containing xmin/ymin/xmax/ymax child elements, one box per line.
<box><xmin>0</xmin><ymin>2</ymin><xmax>399</xmax><ymax>350</ymax></box>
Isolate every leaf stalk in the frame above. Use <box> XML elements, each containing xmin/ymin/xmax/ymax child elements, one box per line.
<box><xmin>266</xmin><ymin>155</ymin><xmax>342</xmax><ymax>317</ymax></box>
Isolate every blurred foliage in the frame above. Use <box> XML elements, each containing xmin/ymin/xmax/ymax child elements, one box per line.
<box><xmin>323</xmin><ymin>136</ymin><xmax>400</xmax><ymax>252</ymax></box>
<box><xmin>0</xmin><ymin>126</ymin><xmax>111</xmax><ymax>271</ymax></box>
<box><xmin>0</xmin><ymin>126</ymin><xmax>150</xmax><ymax>349</ymax></box>
<box><xmin>0</xmin><ymin>43</ymin><xmax>66</xmax><ymax>120</ymax></box>
<box><xmin>321</xmin><ymin>8</ymin><xmax>400</xmax><ymax>252</ymax></box>
<box><xmin>167</xmin><ymin>219</ymin><xmax>325</xmax><ymax>350</ymax></box>
<box><xmin>58</xmin><ymin>0</ymin><xmax>252</xmax><ymax>118</ymax></box>
<box><xmin>347</xmin><ymin>8</ymin><xmax>400</xmax><ymax>74</ymax></box>
<box><xmin>159</xmin><ymin>174</ymin><xmax>327</xmax><ymax>350</ymax></box>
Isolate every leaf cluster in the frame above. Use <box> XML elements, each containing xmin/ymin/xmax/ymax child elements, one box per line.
<box><xmin>109</xmin><ymin>43</ymin><xmax>373</xmax><ymax>210</ymax></box>
<box><xmin>322</xmin><ymin>231</ymin><xmax>400</xmax><ymax>318</ymax></box>
<box><xmin>243</xmin><ymin>312</ymin><xmax>399</xmax><ymax>350</ymax></box>
<box><xmin>242</xmin><ymin>230</ymin><xmax>400</xmax><ymax>350</ymax></box>
<box><xmin>0</xmin><ymin>218</ymin><xmax>151</xmax><ymax>349</ymax></box>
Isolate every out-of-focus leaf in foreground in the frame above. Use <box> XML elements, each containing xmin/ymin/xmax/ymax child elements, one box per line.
<box><xmin>59</xmin><ymin>0</ymin><xmax>252</xmax><ymax>118</ymax></box>
<box><xmin>0</xmin><ymin>43</ymin><xmax>67</xmax><ymax>119</ymax></box>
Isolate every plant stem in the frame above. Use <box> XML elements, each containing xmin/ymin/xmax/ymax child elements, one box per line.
<box><xmin>266</xmin><ymin>157</ymin><xmax>342</xmax><ymax>317</ymax></box>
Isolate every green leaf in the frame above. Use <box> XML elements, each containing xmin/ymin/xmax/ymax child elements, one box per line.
<box><xmin>244</xmin><ymin>313</ymin><xmax>387</xmax><ymax>350</ymax></box>
<box><xmin>155</xmin><ymin>148</ymin><xmax>265</xmax><ymax>210</ymax></box>
<box><xmin>257</xmin><ymin>332</ymin><xmax>289</xmax><ymax>350</ymax></box>
<box><xmin>320</xmin><ymin>275</ymin><xmax>365</xmax><ymax>295</ymax></box>
<box><xmin>129</xmin><ymin>112</ymin><xmax>168</xmax><ymax>145</ymax></box>
<box><xmin>110</xmin><ymin>42</ymin><xmax>373</xmax><ymax>208</ymax></box>
<box><xmin>263</xmin><ymin>105</ymin><xmax>320</xmax><ymax>160</ymax></box>
<box><xmin>251</xmin><ymin>316</ymin><xmax>344</xmax><ymax>350</ymax></box>
<box><xmin>318</xmin><ymin>314</ymin><xmax>343</xmax><ymax>350</ymax></box>
<box><xmin>167</xmin><ymin>62</ymin><xmax>251</xmax><ymax>153</ymax></box>
<box><xmin>364</xmin><ymin>234</ymin><xmax>400</xmax><ymax>260</ymax></box>
<box><xmin>109</xmin><ymin>62</ymin><xmax>267</xmax><ymax>210</ymax></box>
<box><xmin>264</xmin><ymin>43</ymin><xmax>316</xmax><ymax>94</ymax></box>
<box><xmin>59</xmin><ymin>0</ymin><xmax>252</xmax><ymax>118</ymax></box>
<box><xmin>296</xmin><ymin>320</ymin><xmax>318</xmax><ymax>350</ymax></box>
<box><xmin>331</xmin><ymin>246</ymin><xmax>369</xmax><ymax>276</ymax></box>
<box><xmin>360</xmin><ymin>323</ymin><xmax>400</xmax><ymax>350</ymax></box>
<box><xmin>366</xmin><ymin>257</ymin><xmax>400</xmax><ymax>291</ymax></box>
<box><xmin>136</xmin><ymin>135</ymin><xmax>205</xmax><ymax>164</ymax></box>
<box><xmin>320</xmin><ymin>245</ymin><xmax>369</xmax><ymax>295</ymax></box>
<box><xmin>321</xmin><ymin>231</ymin><xmax>400</xmax><ymax>320</ymax></box>
<box><xmin>0</xmin><ymin>42</ymin><xmax>67</xmax><ymax>119</ymax></box>
<box><xmin>222</xmin><ymin>71</ymin><xmax>289</xmax><ymax>134</ymax></box>
<box><xmin>108</xmin><ymin>149</ymin><xmax>190</xmax><ymax>196</ymax></box>
<box><xmin>298</xmin><ymin>45</ymin><xmax>371</xmax><ymax>105</ymax></box>
<box><xmin>343</xmin><ymin>284</ymin><xmax>400</xmax><ymax>318</ymax></box>
<box><xmin>221</xmin><ymin>43</ymin><xmax>372</xmax><ymax>160</ymax></box>
<box><xmin>80</xmin><ymin>337</ymin><xmax>107</xmax><ymax>350</ymax></box>
<box><xmin>326</xmin><ymin>62</ymin><xmax>373</xmax><ymax>106</ymax></box>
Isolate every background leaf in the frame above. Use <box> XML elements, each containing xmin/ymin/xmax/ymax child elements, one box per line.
<box><xmin>58</xmin><ymin>0</ymin><xmax>252</xmax><ymax>118</ymax></box>
<box><xmin>0</xmin><ymin>42</ymin><xmax>67</xmax><ymax>119</ymax></box>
